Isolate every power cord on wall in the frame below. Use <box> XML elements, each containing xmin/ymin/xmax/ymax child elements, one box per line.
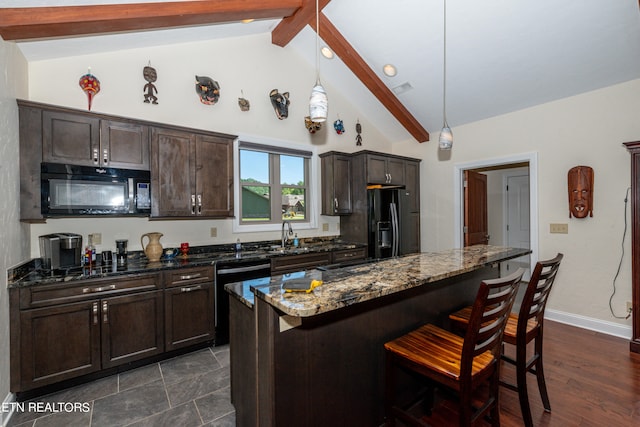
<box><xmin>609</xmin><ymin>187</ymin><xmax>632</xmax><ymax>320</ymax></box>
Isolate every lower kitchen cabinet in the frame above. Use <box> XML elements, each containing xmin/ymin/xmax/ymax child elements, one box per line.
<box><xmin>270</xmin><ymin>252</ymin><xmax>332</xmax><ymax>275</ymax></box>
<box><xmin>164</xmin><ymin>267</ymin><xmax>215</xmax><ymax>351</ymax></box>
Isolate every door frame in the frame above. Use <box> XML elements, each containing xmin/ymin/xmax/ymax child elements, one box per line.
<box><xmin>453</xmin><ymin>152</ymin><xmax>538</xmax><ymax>274</ymax></box>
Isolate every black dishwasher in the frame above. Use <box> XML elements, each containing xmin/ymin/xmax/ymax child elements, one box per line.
<box><xmin>215</xmin><ymin>258</ymin><xmax>271</xmax><ymax>345</ymax></box>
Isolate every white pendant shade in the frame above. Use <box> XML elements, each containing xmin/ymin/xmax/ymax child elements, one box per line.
<box><xmin>309</xmin><ymin>83</ymin><xmax>328</xmax><ymax>122</ymax></box>
<box><xmin>439</xmin><ymin>126</ymin><xmax>453</xmax><ymax>150</ymax></box>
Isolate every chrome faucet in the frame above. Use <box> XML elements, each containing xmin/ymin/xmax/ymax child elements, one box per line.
<box><xmin>282</xmin><ymin>220</ymin><xmax>293</xmax><ymax>248</ymax></box>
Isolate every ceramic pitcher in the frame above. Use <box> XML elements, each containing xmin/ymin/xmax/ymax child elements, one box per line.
<box><xmin>141</xmin><ymin>232</ymin><xmax>163</xmax><ymax>262</ymax></box>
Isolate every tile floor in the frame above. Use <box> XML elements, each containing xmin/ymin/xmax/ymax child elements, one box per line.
<box><xmin>7</xmin><ymin>345</ymin><xmax>234</xmax><ymax>427</ymax></box>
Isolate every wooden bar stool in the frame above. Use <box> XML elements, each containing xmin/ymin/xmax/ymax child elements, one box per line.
<box><xmin>384</xmin><ymin>268</ymin><xmax>524</xmax><ymax>427</ymax></box>
<box><xmin>449</xmin><ymin>254</ymin><xmax>563</xmax><ymax>427</ymax></box>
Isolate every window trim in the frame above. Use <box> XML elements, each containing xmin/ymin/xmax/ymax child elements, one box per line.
<box><xmin>233</xmin><ymin>135</ymin><xmax>318</xmax><ymax>233</ymax></box>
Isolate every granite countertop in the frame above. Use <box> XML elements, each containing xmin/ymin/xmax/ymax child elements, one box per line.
<box><xmin>8</xmin><ymin>239</ymin><xmax>365</xmax><ymax>288</ymax></box>
<box><xmin>226</xmin><ymin>245</ymin><xmax>531</xmax><ymax>317</ymax></box>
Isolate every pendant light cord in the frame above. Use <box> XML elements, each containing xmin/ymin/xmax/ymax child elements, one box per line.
<box><xmin>442</xmin><ymin>0</ymin><xmax>448</xmax><ymax>127</ymax></box>
<box><xmin>315</xmin><ymin>0</ymin><xmax>321</xmax><ymax>84</ymax></box>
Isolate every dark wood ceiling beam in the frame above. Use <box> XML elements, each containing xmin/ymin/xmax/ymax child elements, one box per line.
<box><xmin>271</xmin><ymin>0</ymin><xmax>331</xmax><ymax>47</ymax></box>
<box><xmin>0</xmin><ymin>0</ymin><xmax>302</xmax><ymax>41</ymax></box>
<box><xmin>313</xmin><ymin>14</ymin><xmax>430</xmax><ymax>142</ymax></box>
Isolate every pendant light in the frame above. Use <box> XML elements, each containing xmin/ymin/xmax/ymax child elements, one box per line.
<box><xmin>439</xmin><ymin>0</ymin><xmax>453</xmax><ymax>150</ymax></box>
<box><xmin>309</xmin><ymin>0</ymin><xmax>328</xmax><ymax>122</ymax></box>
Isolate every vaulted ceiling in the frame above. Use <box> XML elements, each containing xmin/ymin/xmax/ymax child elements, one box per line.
<box><xmin>2</xmin><ymin>0</ymin><xmax>640</xmax><ymax>144</ymax></box>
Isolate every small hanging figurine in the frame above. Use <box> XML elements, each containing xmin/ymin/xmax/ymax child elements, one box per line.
<box><xmin>79</xmin><ymin>68</ymin><xmax>100</xmax><ymax>111</ymax></box>
<box><xmin>355</xmin><ymin>120</ymin><xmax>363</xmax><ymax>146</ymax></box>
<box><xmin>238</xmin><ymin>90</ymin><xmax>250</xmax><ymax>111</ymax></box>
<box><xmin>305</xmin><ymin>116</ymin><xmax>322</xmax><ymax>134</ymax></box>
<box><xmin>269</xmin><ymin>89</ymin><xmax>290</xmax><ymax>120</ymax></box>
<box><xmin>333</xmin><ymin>118</ymin><xmax>345</xmax><ymax>135</ymax></box>
<box><xmin>195</xmin><ymin>75</ymin><xmax>220</xmax><ymax>105</ymax></box>
<box><xmin>143</xmin><ymin>63</ymin><xmax>158</xmax><ymax>105</ymax></box>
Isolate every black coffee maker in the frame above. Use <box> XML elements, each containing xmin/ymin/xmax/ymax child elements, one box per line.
<box><xmin>115</xmin><ymin>239</ymin><xmax>128</xmax><ymax>265</ymax></box>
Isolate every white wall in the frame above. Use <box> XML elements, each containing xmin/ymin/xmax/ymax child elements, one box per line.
<box><xmin>25</xmin><ymin>33</ymin><xmax>393</xmax><ymax>255</ymax></box>
<box><xmin>0</xmin><ymin>37</ymin><xmax>29</xmax><ymax>424</ymax></box>
<box><xmin>394</xmin><ymin>78</ymin><xmax>640</xmax><ymax>330</ymax></box>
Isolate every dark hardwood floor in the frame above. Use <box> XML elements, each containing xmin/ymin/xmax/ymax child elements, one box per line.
<box><xmin>417</xmin><ymin>320</ymin><xmax>640</xmax><ymax>426</ymax></box>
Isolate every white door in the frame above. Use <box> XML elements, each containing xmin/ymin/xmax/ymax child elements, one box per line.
<box><xmin>503</xmin><ymin>173</ymin><xmax>531</xmax><ymax>279</ymax></box>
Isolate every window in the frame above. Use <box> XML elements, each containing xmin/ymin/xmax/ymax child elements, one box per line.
<box><xmin>237</xmin><ymin>141</ymin><xmax>313</xmax><ymax>227</ymax></box>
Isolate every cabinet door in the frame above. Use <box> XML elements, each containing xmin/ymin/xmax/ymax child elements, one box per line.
<box><xmin>195</xmin><ymin>134</ymin><xmax>234</xmax><ymax>217</ymax></box>
<box><xmin>165</xmin><ymin>283</ymin><xmax>215</xmax><ymax>351</ymax></box>
<box><xmin>101</xmin><ymin>120</ymin><xmax>150</xmax><ymax>170</ymax></box>
<box><xmin>150</xmin><ymin>127</ymin><xmax>195</xmax><ymax>217</ymax></box>
<box><xmin>366</xmin><ymin>155</ymin><xmax>389</xmax><ymax>184</ymax></box>
<box><xmin>387</xmin><ymin>158</ymin><xmax>405</xmax><ymax>185</ymax></box>
<box><xmin>101</xmin><ymin>291</ymin><xmax>164</xmax><ymax>368</ymax></box>
<box><xmin>19</xmin><ymin>301</ymin><xmax>101</xmax><ymax>390</ymax></box>
<box><xmin>404</xmin><ymin>160</ymin><xmax>420</xmax><ymax>213</ymax></box>
<box><xmin>321</xmin><ymin>154</ymin><xmax>352</xmax><ymax>215</ymax></box>
<box><xmin>42</xmin><ymin>110</ymin><xmax>100</xmax><ymax>166</ymax></box>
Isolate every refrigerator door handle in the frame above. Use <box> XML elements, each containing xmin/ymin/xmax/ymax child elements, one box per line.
<box><xmin>390</xmin><ymin>202</ymin><xmax>399</xmax><ymax>257</ymax></box>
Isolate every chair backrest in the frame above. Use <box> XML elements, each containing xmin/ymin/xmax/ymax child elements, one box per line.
<box><xmin>517</xmin><ymin>253</ymin><xmax>563</xmax><ymax>337</ymax></box>
<box><xmin>460</xmin><ymin>268</ymin><xmax>524</xmax><ymax>379</ymax></box>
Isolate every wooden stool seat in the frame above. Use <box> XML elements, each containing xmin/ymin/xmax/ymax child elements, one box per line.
<box><xmin>448</xmin><ymin>254</ymin><xmax>563</xmax><ymax>427</ymax></box>
<box><xmin>384</xmin><ymin>268</ymin><xmax>525</xmax><ymax>427</ymax></box>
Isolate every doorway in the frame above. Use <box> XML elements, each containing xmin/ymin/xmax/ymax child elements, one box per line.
<box><xmin>454</xmin><ymin>153</ymin><xmax>538</xmax><ymax>277</ymax></box>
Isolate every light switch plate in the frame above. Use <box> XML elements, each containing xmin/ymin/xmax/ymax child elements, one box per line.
<box><xmin>90</xmin><ymin>233</ymin><xmax>102</xmax><ymax>245</ymax></box>
<box><xmin>549</xmin><ymin>223</ymin><xmax>568</xmax><ymax>234</ymax></box>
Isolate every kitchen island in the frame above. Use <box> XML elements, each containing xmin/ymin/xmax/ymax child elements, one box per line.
<box><xmin>226</xmin><ymin>245</ymin><xmax>530</xmax><ymax>427</ymax></box>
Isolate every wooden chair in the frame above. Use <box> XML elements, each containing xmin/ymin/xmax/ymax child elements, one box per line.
<box><xmin>384</xmin><ymin>268</ymin><xmax>524</xmax><ymax>427</ymax></box>
<box><xmin>449</xmin><ymin>254</ymin><xmax>563</xmax><ymax>427</ymax></box>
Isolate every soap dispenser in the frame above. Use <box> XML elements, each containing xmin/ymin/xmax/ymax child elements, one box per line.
<box><xmin>293</xmin><ymin>234</ymin><xmax>299</xmax><ymax>247</ymax></box>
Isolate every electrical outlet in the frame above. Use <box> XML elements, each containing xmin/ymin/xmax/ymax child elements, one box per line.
<box><xmin>549</xmin><ymin>223</ymin><xmax>568</xmax><ymax>234</ymax></box>
<box><xmin>90</xmin><ymin>233</ymin><xmax>102</xmax><ymax>245</ymax></box>
<box><xmin>210</xmin><ymin>227</ymin><xmax>217</xmax><ymax>238</ymax></box>
<box><xmin>322</xmin><ymin>223</ymin><xmax>329</xmax><ymax>232</ymax></box>
<box><xmin>627</xmin><ymin>301</ymin><xmax>633</xmax><ymax>313</ymax></box>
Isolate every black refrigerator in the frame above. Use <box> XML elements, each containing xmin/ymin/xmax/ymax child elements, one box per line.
<box><xmin>367</xmin><ymin>188</ymin><xmax>414</xmax><ymax>259</ymax></box>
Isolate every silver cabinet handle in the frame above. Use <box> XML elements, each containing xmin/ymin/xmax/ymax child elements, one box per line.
<box><xmin>197</xmin><ymin>194</ymin><xmax>202</xmax><ymax>215</ymax></box>
<box><xmin>83</xmin><ymin>284</ymin><xmax>116</xmax><ymax>293</ymax></box>
<box><xmin>102</xmin><ymin>301</ymin><xmax>108</xmax><ymax>323</ymax></box>
<box><xmin>191</xmin><ymin>194</ymin><xmax>196</xmax><ymax>215</ymax></box>
<box><xmin>181</xmin><ymin>285</ymin><xmax>202</xmax><ymax>293</ymax></box>
<box><xmin>93</xmin><ymin>302</ymin><xmax>99</xmax><ymax>325</ymax></box>
<box><xmin>93</xmin><ymin>148</ymin><xmax>99</xmax><ymax>165</ymax></box>
<box><xmin>179</xmin><ymin>273</ymin><xmax>202</xmax><ymax>281</ymax></box>
<box><xmin>334</xmin><ymin>197</ymin><xmax>339</xmax><ymax>212</ymax></box>
<box><xmin>102</xmin><ymin>148</ymin><xmax>108</xmax><ymax>165</ymax></box>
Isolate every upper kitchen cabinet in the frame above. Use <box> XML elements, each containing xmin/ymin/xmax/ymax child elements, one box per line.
<box><xmin>404</xmin><ymin>159</ymin><xmax>421</xmax><ymax>213</ymax></box>
<box><xmin>150</xmin><ymin>126</ymin><xmax>235</xmax><ymax>218</ymax></box>
<box><xmin>320</xmin><ymin>152</ymin><xmax>352</xmax><ymax>215</ymax></box>
<box><xmin>41</xmin><ymin>109</ymin><xmax>150</xmax><ymax>170</ymax></box>
<box><xmin>364</xmin><ymin>152</ymin><xmax>405</xmax><ymax>185</ymax></box>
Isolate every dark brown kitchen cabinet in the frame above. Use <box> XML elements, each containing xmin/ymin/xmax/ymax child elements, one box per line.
<box><xmin>320</xmin><ymin>152</ymin><xmax>352</xmax><ymax>215</ymax></box>
<box><xmin>404</xmin><ymin>160</ymin><xmax>421</xmax><ymax>213</ymax></box>
<box><xmin>164</xmin><ymin>266</ymin><xmax>215</xmax><ymax>351</ymax></box>
<box><xmin>10</xmin><ymin>273</ymin><xmax>163</xmax><ymax>393</ymax></box>
<box><xmin>331</xmin><ymin>247</ymin><xmax>367</xmax><ymax>263</ymax></box>
<box><xmin>365</xmin><ymin>153</ymin><xmax>405</xmax><ymax>185</ymax></box>
<box><xmin>150</xmin><ymin>126</ymin><xmax>234</xmax><ymax>218</ymax></box>
<box><xmin>41</xmin><ymin>110</ymin><xmax>150</xmax><ymax>170</ymax></box>
<box><xmin>271</xmin><ymin>252</ymin><xmax>332</xmax><ymax>275</ymax></box>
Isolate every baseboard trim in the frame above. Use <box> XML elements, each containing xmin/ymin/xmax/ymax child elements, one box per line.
<box><xmin>1</xmin><ymin>392</ymin><xmax>16</xmax><ymax>427</ymax></box>
<box><xmin>546</xmin><ymin>309</ymin><xmax>632</xmax><ymax>340</ymax></box>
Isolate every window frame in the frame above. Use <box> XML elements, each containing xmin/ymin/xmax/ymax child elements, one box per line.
<box><xmin>233</xmin><ymin>135</ymin><xmax>318</xmax><ymax>233</ymax></box>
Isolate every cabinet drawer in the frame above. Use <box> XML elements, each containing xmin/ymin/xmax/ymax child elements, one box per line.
<box><xmin>20</xmin><ymin>274</ymin><xmax>160</xmax><ymax>309</ymax></box>
<box><xmin>332</xmin><ymin>247</ymin><xmax>367</xmax><ymax>263</ymax></box>
<box><xmin>165</xmin><ymin>266</ymin><xmax>214</xmax><ymax>288</ymax></box>
<box><xmin>271</xmin><ymin>253</ymin><xmax>331</xmax><ymax>275</ymax></box>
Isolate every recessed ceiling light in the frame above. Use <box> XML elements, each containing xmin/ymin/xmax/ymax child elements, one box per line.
<box><xmin>383</xmin><ymin>64</ymin><xmax>397</xmax><ymax>77</ymax></box>
<box><xmin>241</xmin><ymin>19</ymin><xmax>255</xmax><ymax>24</ymax></box>
<box><xmin>321</xmin><ymin>46</ymin><xmax>334</xmax><ymax>59</ymax></box>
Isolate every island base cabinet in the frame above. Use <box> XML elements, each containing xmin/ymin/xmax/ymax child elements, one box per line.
<box><xmin>237</xmin><ymin>267</ymin><xmax>497</xmax><ymax>426</ymax></box>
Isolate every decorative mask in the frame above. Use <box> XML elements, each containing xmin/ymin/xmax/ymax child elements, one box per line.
<box><xmin>143</xmin><ymin>65</ymin><xmax>158</xmax><ymax>104</ymax></box>
<box><xmin>79</xmin><ymin>70</ymin><xmax>100</xmax><ymax>111</ymax></box>
<box><xmin>305</xmin><ymin>116</ymin><xmax>322</xmax><ymax>133</ymax></box>
<box><xmin>333</xmin><ymin>119</ymin><xmax>345</xmax><ymax>135</ymax></box>
<box><xmin>238</xmin><ymin>97</ymin><xmax>250</xmax><ymax>112</ymax></box>
<box><xmin>355</xmin><ymin>120</ymin><xmax>362</xmax><ymax>146</ymax></box>
<box><xmin>568</xmin><ymin>165</ymin><xmax>594</xmax><ymax>218</ymax></box>
<box><xmin>195</xmin><ymin>75</ymin><xmax>220</xmax><ymax>105</ymax></box>
<box><xmin>269</xmin><ymin>89</ymin><xmax>290</xmax><ymax>120</ymax></box>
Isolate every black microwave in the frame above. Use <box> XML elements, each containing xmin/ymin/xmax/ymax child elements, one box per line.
<box><xmin>41</xmin><ymin>163</ymin><xmax>151</xmax><ymax>216</ymax></box>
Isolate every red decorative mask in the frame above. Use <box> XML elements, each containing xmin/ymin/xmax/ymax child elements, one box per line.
<box><xmin>79</xmin><ymin>71</ymin><xmax>100</xmax><ymax>111</ymax></box>
<box><xmin>568</xmin><ymin>166</ymin><xmax>594</xmax><ymax>218</ymax></box>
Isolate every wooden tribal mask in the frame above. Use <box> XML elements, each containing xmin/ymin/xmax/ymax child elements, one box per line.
<box><xmin>567</xmin><ymin>165</ymin><xmax>594</xmax><ymax>218</ymax></box>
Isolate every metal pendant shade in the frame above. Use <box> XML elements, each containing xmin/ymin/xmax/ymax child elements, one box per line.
<box><xmin>309</xmin><ymin>0</ymin><xmax>328</xmax><ymax>122</ymax></box>
<box><xmin>439</xmin><ymin>0</ymin><xmax>452</xmax><ymax>150</ymax></box>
